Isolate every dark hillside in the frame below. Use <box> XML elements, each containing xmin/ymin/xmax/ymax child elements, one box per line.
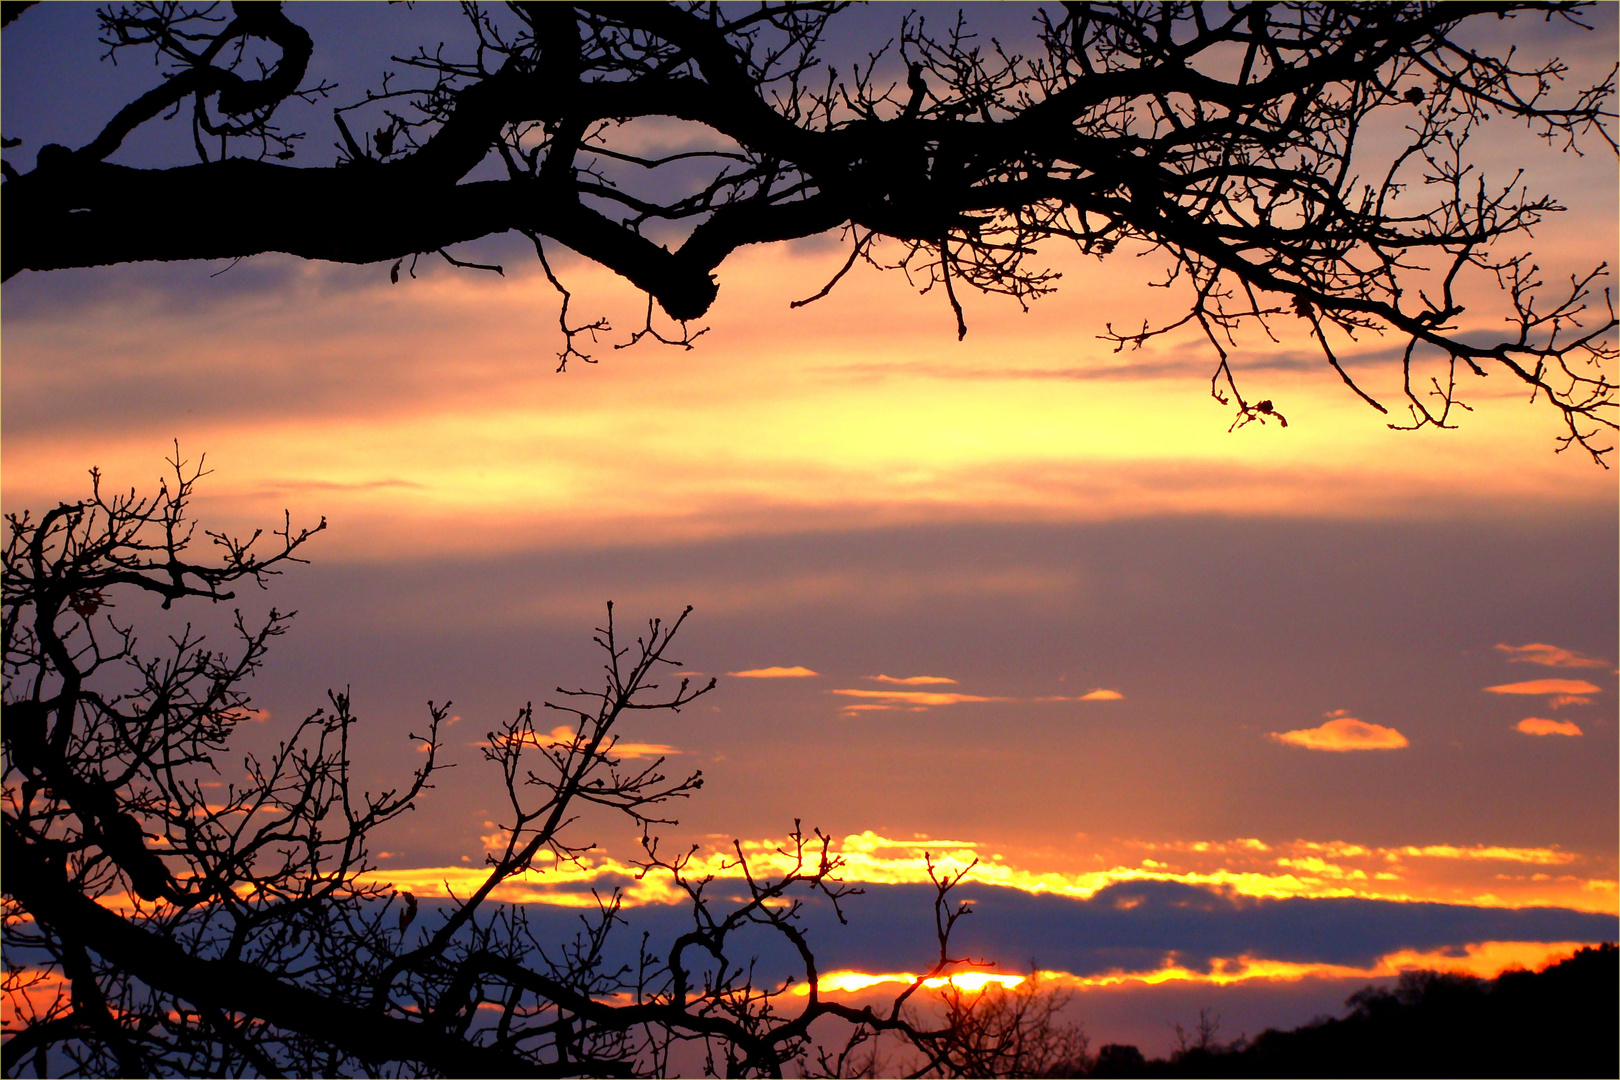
<box><xmin>1091</xmin><ymin>944</ymin><xmax>1618</xmax><ymax>1078</ymax></box>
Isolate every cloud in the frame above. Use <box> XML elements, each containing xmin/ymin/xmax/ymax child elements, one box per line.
<box><xmin>1270</xmin><ymin>717</ymin><xmax>1409</xmax><ymax>751</ymax></box>
<box><xmin>728</xmin><ymin>665</ymin><xmax>819</xmax><ymax>678</ymax></box>
<box><xmin>489</xmin><ymin>725</ymin><xmax>678</xmax><ymax>760</ymax></box>
<box><xmin>1515</xmin><ymin>717</ymin><xmax>1584</xmax><ymax>737</ymax></box>
<box><xmin>356</xmin><ymin>878</ymin><xmax>1616</xmax><ymax>993</ymax></box>
<box><xmin>832</xmin><ymin>688</ymin><xmax>1001</xmax><ymax>707</ymax></box>
<box><xmin>363</xmin><ymin>828</ymin><xmax>1609</xmax><ymax>926</ymax></box>
<box><xmin>826</xmin><ymin>348</ymin><xmax>1333</xmax><ymax>387</ymax></box>
<box><xmin>1494</xmin><ymin>643</ymin><xmax>1609</xmax><ymax>669</ymax></box>
<box><xmin>866</xmin><ymin>674</ymin><xmax>958</xmax><ymax>685</ymax></box>
<box><xmin>1547</xmin><ymin>694</ymin><xmax>1594</xmax><ymax>709</ymax></box>
<box><xmin>836</xmin><ymin>685</ymin><xmax>1121</xmax><ymax>710</ymax></box>
<box><xmin>1385</xmin><ymin>844</ymin><xmax>1578</xmax><ymax>865</ymax></box>
<box><xmin>1485</xmin><ymin>679</ymin><xmax>1601</xmax><ymax>696</ymax></box>
<box><xmin>1032</xmin><ymin>689</ymin><xmax>1124</xmax><ymax>702</ymax></box>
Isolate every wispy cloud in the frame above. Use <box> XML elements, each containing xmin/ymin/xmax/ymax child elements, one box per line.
<box><xmin>866</xmin><ymin>674</ymin><xmax>958</xmax><ymax>685</ymax></box>
<box><xmin>1494</xmin><ymin>643</ymin><xmax>1609</xmax><ymax>669</ymax></box>
<box><xmin>728</xmin><ymin>665</ymin><xmax>819</xmax><ymax>678</ymax></box>
<box><xmin>1270</xmin><ymin>716</ymin><xmax>1409</xmax><ymax>751</ymax></box>
<box><xmin>832</xmin><ymin>688</ymin><xmax>1001</xmax><ymax>707</ymax></box>
<box><xmin>1032</xmin><ymin>689</ymin><xmax>1124</xmax><ymax>702</ymax></box>
<box><xmin>1485</xmin><ymin>679</ymin><xmax>1601</xmax><ymax>697</ymax></box>
<box><xmin>826</xmin><ymin>348</ymin><xmax>1335</xmax><ymax>387</ymax></box>
<box><xmin>799</xmin><ymin>941</ymin><xmax>1591</xmax><ymax>999</ymax></box>
<box><xmin>360</xmin><ymin>829</ymin><xmax>1612</xmax><ymax>916</ymax></box>
<box><xmin>488</xmin><ymin>725</ymin><xmax>677</xmax><ymax>760</ymax></box>
<box><xmin>1515</xmin><ymin>717</ymin><xmax>1584</xmax><ymax>737</ymax></box>
<box><xmin>837</xmin><ymin>685</ymin><xmax>1123</xmax><ymax>712</ymax></box>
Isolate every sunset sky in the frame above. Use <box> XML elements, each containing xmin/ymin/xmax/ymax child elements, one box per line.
<box><xmin>3</xmin><ymin>2</ymin><xmax>1616</xmax><ymax>1057</ymax></box>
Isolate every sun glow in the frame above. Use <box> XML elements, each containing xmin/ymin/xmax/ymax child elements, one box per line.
<box><xmin>797</xmin><ymin>942</ymin><xmax>1594</xmax><ymax>1001</ymax></box>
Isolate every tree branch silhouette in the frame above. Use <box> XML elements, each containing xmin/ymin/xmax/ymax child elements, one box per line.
<box><xmin>1</xmin><ymin>2</ymin><xmax>1614</xmax><ymax>457</ymax></box>
<box><xmin>2</xmin><ymin>459</ymin><xmax>1014</xmax><ymax>1077</ymax></box>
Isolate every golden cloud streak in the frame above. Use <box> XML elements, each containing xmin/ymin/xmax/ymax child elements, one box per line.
<box><xmin>792</xmin><ymin>971</ymin><xmax>1025</xmax><ymax>997</ymax></box>
<box><xmin>728</xmin><ymin>666</ymin><xmax>819</xmax><ymax>678</ymax></box>
<box><xmin>1270</xmin><ymin>717</ymin><xmax>1409</xmax><ymax>751</ymax></box>
<box><xmin>1494</xmin><ymin>643</ymin><xmax>1610</xmax><ymax>670</ymax></box>
<box><xmin>832</xmin><ymin>688</ymin><xmax>1002</xmax><ymax>707</ymax></box>
<box><xmin>833</xmin><ymin>688</ymin><xmax>1124</xmax><ymax>710</ymax></box>
<box><xmin>360</xmin><ymin>831</ymin><xmax>1613</xmax><ymax>914</ymax></box>
<box><xmin>1484</xmin><ymin>679</ymin><xmax>1602</xmax><ymax>696</ymax></box>
<box><xmin>1515</xmin><ymin>717</ymin><xmax>1584</xmax><ymax>737</ymax></box>
<box><xmin>487</xmin><ymin>725</ymin><xmax>677</xmax><ymax>760</ymax></box>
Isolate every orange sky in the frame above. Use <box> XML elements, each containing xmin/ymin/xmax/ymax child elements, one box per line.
<box><xmin>2</xmin><ymin>1</ymin><xmax>1615</xmax><ymax>1055</ymax></box>
<box><xmin>5</xmin><ymin>238</ymin><xmax>1614</xmax><ymax>561</ymax></box>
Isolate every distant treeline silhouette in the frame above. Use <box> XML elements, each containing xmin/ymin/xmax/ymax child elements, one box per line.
<box><xmin>1089</xmin><ymin>943</ymin><xmax>1618</xmax><ymax>1079</ymax></box>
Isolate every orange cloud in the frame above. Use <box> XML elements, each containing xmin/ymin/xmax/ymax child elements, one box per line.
<box><xmin>795</xmin><ymin>970</ymin><xmax>1025</xmax><ymax>997</ymax></box>
<box><xmin>832</xmin><ymin>688</ymin><xmax>1001</xmax><ymax>707</ymax></box>
<box><xmin>1484</xmin><ymin>679</ymin><xmax>1602</xmax><ymax>696</ymax></box>
<box><xmin>1515</xmin><ymin>717</ymin><xmax>1583</xmax><ymax>737</ymax></box>
<box><xmin>362</xmin><ymin>828</ymin><xmax>1613</xmax><ymax>915</ymax></box>
<box><xmin>489</xmin><ymin>725</ymin><xmax>677</xmax><ymax>760</ymax></box>
<box><xmin>1270</xmin><ymin>717</ymin><xmax>1409</xmax><ymax>751</ymax></box>
<box><xmin>727</xmin><ymin>666</ymin><xmax>819</xmax><ymax>678</ymax></box>
<box><xmin>1033</xmin><ymin>689</ymin><xmax>1125</xmax><ymax>702</ymax></box>
<box><xmin>1494</xmin><ymin>643</ymin><xmax>1609</xmax><ymax>669</ymax></box>
<box><xmin>834</xmin><ymin>685</ymin><xmax>1123</xmax><ymax>710</ymax></box>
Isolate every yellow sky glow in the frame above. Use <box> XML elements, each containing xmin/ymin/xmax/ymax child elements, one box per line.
<box><xmin>5</xmin><ymin>245</ymin><xmax>1610</xmax><ymax>562</ymax></box>
<box><xmin>357</xmin><ymin>829</ymin><xmax>1616</xmax><ymax>915</ymax></box>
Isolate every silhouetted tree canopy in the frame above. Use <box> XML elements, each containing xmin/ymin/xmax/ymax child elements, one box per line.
<box><xmin>1</xmin><ymin>457</ymin><xmax>1053</xmax><ymax>1077</ymax></box>
<box><xmin>1</xmin><ymin>2</ymin><xmax>1615</xmax><ymax>455</ymax></box>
